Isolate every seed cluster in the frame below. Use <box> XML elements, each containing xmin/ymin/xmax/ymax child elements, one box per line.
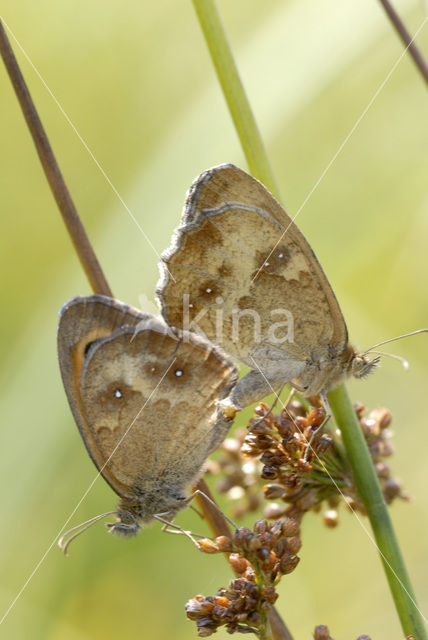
<box><xmin>185</xmin><ymin>518</ymin><xmax>301</xmax><ymax>637</ymax></box>
<box><xmin>214</xmin><ymin>400</ymin><xmax>408</xmax><ymax>526</ymax></box>
<box><xmin>190</xmin><ymin>400</ymin><xmax>409</xmax><ymax>637</ymax></box>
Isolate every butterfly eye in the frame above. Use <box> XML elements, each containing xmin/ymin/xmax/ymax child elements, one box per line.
<box><xmin>351</xmin><ymin>355</ymin><xmax>380</xmax><ymax>379</ymax></box>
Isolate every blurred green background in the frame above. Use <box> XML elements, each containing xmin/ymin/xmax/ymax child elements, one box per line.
<box><xmin>1</xmin><ymin>1</ymin><xmax>428</xmax><ymax>638</ymax></box>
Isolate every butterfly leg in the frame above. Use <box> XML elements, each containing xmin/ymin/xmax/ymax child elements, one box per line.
<box><xmin>316</xmin><ymin>392</ymin><xmax>332</xmax><ymax>434</ymax></box>
<box><xmin>154</xmin><ymin>514</ymin><xmax>205</xmax><ymax>547</ymax></box>
<box><xmin>219</xmin><ymin>370</ymin><xmax>287</xmax><ymax>418</ymax></box>
<box><xmin>156</xmin><ymin>492</ymin><xmax>238</xmax><ymax>544</ymax></box>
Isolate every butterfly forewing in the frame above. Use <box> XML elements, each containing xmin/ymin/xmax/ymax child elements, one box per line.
<box><xmin>158</xmin><ymin>165</ymin><xmax>348</xmax><ymax>377</ymax></box>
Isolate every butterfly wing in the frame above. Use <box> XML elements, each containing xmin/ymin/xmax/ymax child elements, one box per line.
<box><xmin>58</xmin><ymin>295</ymin><xmax>237</xmax><ymax>500</ymax></box>
<box><xmin>158</xmin><ymin>164</ymin><xmax>348</xmax><ymax>380</ymax></box>
<box><xmin>58</xmin><ymin>295</ymin><xmax>147</xmax><ymax>454</ymax></box>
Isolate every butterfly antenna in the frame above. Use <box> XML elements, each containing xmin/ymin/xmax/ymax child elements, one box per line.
<box><xmin>58</xmin><ymin>511</ymin><xmax>117</xmax><ymax>556</ymax></box>
<box><xmin>362</xmin><ymin>328</ymin><xmax>428</xmax><ymax>355</ymax></box>
<box><xmin>365</xmin><ymin>350</ymin><xmax>409</xmax><ymax>370</ymax></box>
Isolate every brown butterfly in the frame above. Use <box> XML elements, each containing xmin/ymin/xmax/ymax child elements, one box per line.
<box><xmin>157</xmin><ymin>164</ymin><xmax>391</xmax><ymax>416</ymax></box>
<box><xmin>57</xmin><ymin>295</ymin><xmax>237</xmax><ymax>550</ymax></box>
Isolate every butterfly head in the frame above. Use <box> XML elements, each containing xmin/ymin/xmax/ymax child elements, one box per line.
<box><xmin>57</xmin><ymin>492</ymin><xmax>187</xmax><ymax>554</ymax></box>
<box><xmin>106</xmin><ymin>502</ymin><xmax>142</xmax><ymax>537</ymax></box>
<box><xmin>350</xmin><ymin>353</ymin><xmax>380</xmax><ymax>380</ymax></box>
<box><xmin>108</xmin><ymin>487</ymin><xmax>189</xmax><ymax>537</ymax></box>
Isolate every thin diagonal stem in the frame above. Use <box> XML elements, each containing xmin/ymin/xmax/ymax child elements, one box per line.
<box><xmin>0</xmin><ymin>19</ymin><xmax>112</xmax><ymax>297</ymax></box>
<box><xmin>378</xmin><ymin>0</ymin><xmax>428</xmax><ymax>86</ymax></box>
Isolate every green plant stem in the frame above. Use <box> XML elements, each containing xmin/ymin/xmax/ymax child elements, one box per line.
<box><xmin>329</xmin><ymin>384</ymin><xmax>427</xmax><ymax>640</ymax></box>
<box><xmin>192</xmin><ymin>1</ymin><xmax>427</xmax><ymax>638</ymax></box>
<box><xmin>191</xmin><ymin>0</ymin><xmax>280</xmax><ymax>200</ymax></box>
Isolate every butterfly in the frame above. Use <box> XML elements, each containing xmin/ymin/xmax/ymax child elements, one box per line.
<box><xmin>57</xmin><ymin>294</ymin><xmax>237</xmax><ymax>550</ymax></box>
<box><xmin>157</xmin><ymin>164</ymin><xmax>380</xmax><ymax>417</ymax></box>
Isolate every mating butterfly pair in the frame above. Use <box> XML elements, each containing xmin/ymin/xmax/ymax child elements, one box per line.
<box><xmin>58</xmin><ymin>164</ymin><xmax>376</xmax><ymax>543</ymax></box>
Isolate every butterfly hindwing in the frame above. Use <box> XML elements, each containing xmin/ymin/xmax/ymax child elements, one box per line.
<box><xmin>58</xmin><ymin>295</ymin><xmax>238</xmax><ymax>504</ymax></box>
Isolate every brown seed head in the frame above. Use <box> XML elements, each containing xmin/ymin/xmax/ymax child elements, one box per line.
<box><xmin>229</xmin><ymin>553</ymin><xmax>250</xmax><ymax>575</ymax></box>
